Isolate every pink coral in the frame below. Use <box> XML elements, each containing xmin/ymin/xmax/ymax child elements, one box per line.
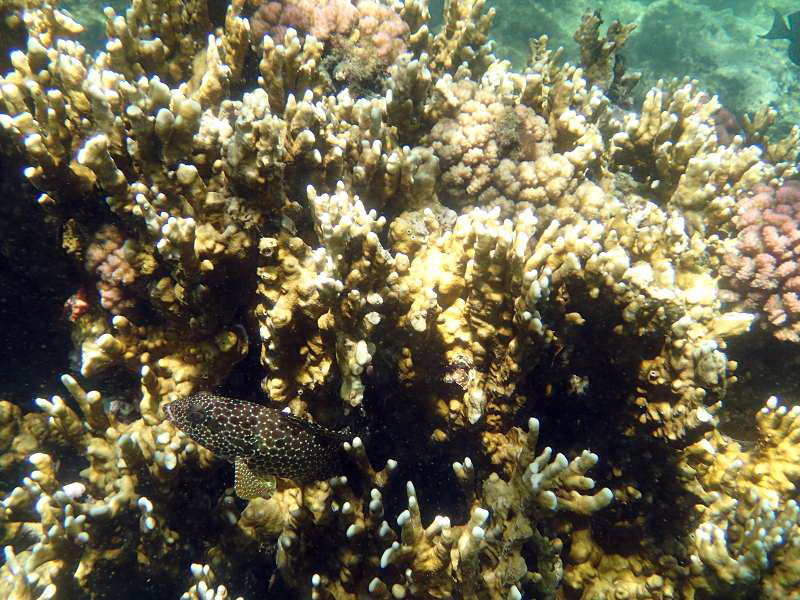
<box><xmin>251</xmin><ymin>0</ymin><xmax>407</xmax><ymax>62</ymax></box>
<box><xmin>252</xmin><ymin>0</ymin><xmax>356</xmax><ymax>43</ymax></box>
<box><xmin>425</xmin><ymin>79</ymin><xmax>559</xmax><ymax>213</ymax></box>
<box><xmin>354</xmin><ymin>1</ymin><xmax>409</xmax><ymax>60</ymax></box>
<box><xmin>63</xmin><ymin>287</ymin><xmax>90</xmax><ymax>322</ymax></box>
<box><xmin>721</xmin><ymin>182</ymin><xmax>800</xmax><ymax>341</ymax></box>
<box><xmin>85</xmin><ymin>224</ymin><xmax>140</xmax><ymax>316</ymax></box>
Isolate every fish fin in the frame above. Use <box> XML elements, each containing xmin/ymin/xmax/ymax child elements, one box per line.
<box><xmin>760</xmin><ymin>9</ymin><xmax>791</xmax><ymax>40</ymax></box>
<box><xmin>788</xmin><ymin>11</ymin><xmax>800</xmax><ymax>34</ymax></box>
<box><xmin>234</xmin><ymin>458</ymin><xmax>276</xmax><ymax>500</ymax></box>
<box><xmin>282</xmin><ymin>412</ymin><xmax>337</xmax><ymax>438</ymax></box>
<box><xmin>790</xmin><ymin>42</ymin><xmax>800</xmax><ymax>65</ymax></box>
<box><xmin>281</xmin><ymin>410</ymin><xmax>362</xmax><ymax>445</ymax></box>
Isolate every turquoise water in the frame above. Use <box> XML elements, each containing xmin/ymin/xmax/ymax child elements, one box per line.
<box><xmin>487</xmin><ymin>0</ymin><xmax>800</xmax><ymax>133</ymax></box>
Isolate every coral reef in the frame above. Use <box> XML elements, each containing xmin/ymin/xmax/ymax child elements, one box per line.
<box><xmin>251</xmin><ymin>0</ymin><xmax>409</xmax><ymax>94</ymax></box>
<box><xmin>488</xmin><ymin>0</ymin><xmax>800</xmax><ymax>135</ymax></box>
<box><xmin>251</xmin><ymin>0</ymin><xmax>359</xmax><ymax>44</ymax></box>
<box><xmin>0</xmin><ymin>0</ymin><xmax>799</xmax><ymax>598</ymax></box>
<box><xmin>84</xmin><ymin>224</ymin><xmax>154</xmax><ymax>316</ymax></box>
<box><xmin>252</xmin><ymin>0</ymin><xmax>408</xmax><ymax>62</ymax></box>
<box><xmin>721</xmin><ymin>181</ymin><xmax>800</xmax><ymax>342</ymax></box>
<box><xmin>572</xmin><ymin>9</ymin><xmax>639</xmax><ymax>107</ymax></box>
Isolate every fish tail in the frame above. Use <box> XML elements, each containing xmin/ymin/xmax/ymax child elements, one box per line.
<box><xmin>761</xmin><ymin>9</ymin><xmax>791</xmax><ymax>40</ymax></box>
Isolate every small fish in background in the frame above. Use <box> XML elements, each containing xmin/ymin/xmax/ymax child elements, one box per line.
<box><xmin>759</xmin><ymin>9</ymin><xmax>800</xmax><ymax>65</ymax></box>
<box><xmin>164</xmin><ymin>392</ymin><xmax>353</xmax><ymax>499</ymax></box>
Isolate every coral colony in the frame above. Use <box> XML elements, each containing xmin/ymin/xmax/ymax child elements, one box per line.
<box><xmin>1</xmin><ymin>0</ymin><xmax>800</xmax><ymax>598</ymax></box>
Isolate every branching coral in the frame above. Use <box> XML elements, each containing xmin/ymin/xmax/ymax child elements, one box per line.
<box><xmin>681</xmin><ymin>396</ymin><xmax>800</xmax><ymax>596</ymax></box>
<box><xmin>573</xmin><ymin>9</ymin><xmax>639</xmax><ymax>107</ymax></box>
<box><xmin>221</xmin><ymin>419</ymin><xmax>610</xmax><ymax>599</ymax></box>
<box><xmin>0</xmin><ymin>377</ymin><xmax>222</xmax><ymax>599</ymax></box>
<box><xmin>607</xmin><ymin>81</ymin><xmax>794</xmax><ymax>235</ymax></box>
<box><xmin>1</xmin><ymin>0</ymin><xmax>800</xmax><ymax>598</ymax></box>
<box><xmin>251</xmin><ymin>0</ymin><xmax>409</xmax><ymax>95</ymax></box>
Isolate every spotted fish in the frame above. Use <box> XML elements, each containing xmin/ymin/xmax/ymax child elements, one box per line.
<box><xmin>164</xmin><ymin>392</ymin><xmax>351</xmax><ymax>499</ymax></box>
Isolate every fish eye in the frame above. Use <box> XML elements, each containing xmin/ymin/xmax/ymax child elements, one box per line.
<box><xmin>187</xmin><ymin>402</ymin><xmax>205</xmax><ymax>425</ymax></box>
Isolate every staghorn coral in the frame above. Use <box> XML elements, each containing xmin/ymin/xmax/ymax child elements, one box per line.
<box><xmin>563</xmin><ymin>395</ymin><xmax>800</xmax><ymax>599</ymax></box>
<box><xmin>607</xmin><ymin>80</ymin><xmax>793</xmax><ymax>236</ymax></box>
<box><xmin>178</xmin><ymin>562</ymin><xmax>245</xmax><ymax>600</ymax></box>
<box><xmin>1</xmin><ymin>0</ymin><xmax>800</xmax><ymax>598</ymax></box>
<box><xmin>0</xmin><ymin>377</ymin><xmax>223</xmax><ymax>599</ymax></box>
<box><xmin>681</xmin><ymin>396</ymin><xmax>800</xmax><ymax>597</ymax></box>
<box><xmin>219</xmin><ymin>418</ymin><xmax>611</xmax><ymax>599</ymax></box>
<box><xmin>572</xmin><ymin>9</ymin><xmax>639</xmax><ymax>107</ymax></box>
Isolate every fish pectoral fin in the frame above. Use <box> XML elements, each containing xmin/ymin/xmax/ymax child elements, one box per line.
<box><xmin>788</xmin><ymin>11</ymin><xmax>800</xmax><ymax>35</ymax></box>
<box><xmin>761</xmin><ymin>9</ymin><xmax>791</xmax><ymax>40</ymax></box>
<box><xmin>234</xmin><ymin>458</ymin><xmax>276</xmax><ymax>500</ymax></box>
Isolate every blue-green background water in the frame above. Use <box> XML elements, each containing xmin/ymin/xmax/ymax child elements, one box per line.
<box><xmin>489</xmin><ymin>0</ymin><xmax>800</xmax><ymax>133</ymax></box>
